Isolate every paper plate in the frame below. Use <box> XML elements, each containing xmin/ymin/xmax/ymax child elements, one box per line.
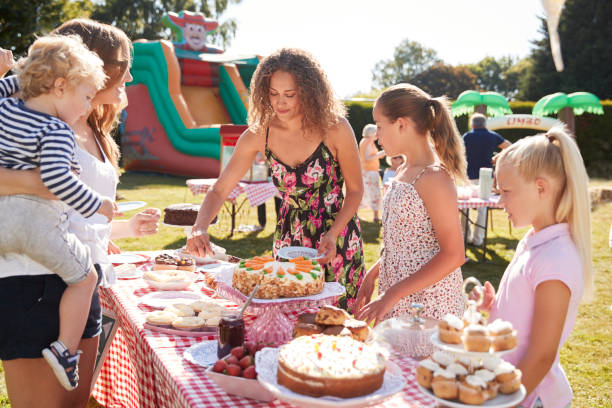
<box><xmin>183</xmin><ymin>340</ymin><xmax>220</xmax><ymax>367</ymax></box>
<box><xmin>276</xmin><ymin>246</ymin><xmax>320</xmax><ymax>260</ymax></box>
<box><xmin>117</xmin><ymin>201</ymin><xmax>146</xmax><ymax>213</ymax></box>
<box><xmin>108</xmin><ymin>253</ymin><xmax>149</xmax><ymax>265</ymax></box>
<box><xmin>139</xmin><ymin>291</ymin><xmax>209</xmax><ymax>309</ymax></box>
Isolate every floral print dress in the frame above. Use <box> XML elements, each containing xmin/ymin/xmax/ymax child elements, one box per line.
<box><xmin>379</xmin><ymin>165</ymin><xmax>465</xmax><ymax>320</ymax></box>
<box><xmin>265</xmin><ymin>131</ymin><xmax>365</xmax><ymax>311</ymax></box>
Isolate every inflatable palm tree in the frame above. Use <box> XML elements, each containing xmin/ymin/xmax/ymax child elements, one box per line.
<box><xmin>532</xmin><ymin>92</ymin><xmax>603</xmax><ymax>135</ymax></box>
<box><xmin>451</xmin><ymin>90</ymin><xmax>512</xmax><ymax>119</ymax></box>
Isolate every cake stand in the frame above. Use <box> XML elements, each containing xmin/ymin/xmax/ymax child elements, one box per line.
<box><xmin>215</xmin><ymin>274</ymin><xmax>345</xmax><ymax>345</ymax></box>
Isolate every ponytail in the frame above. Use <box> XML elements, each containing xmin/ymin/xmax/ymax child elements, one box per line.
<box><xmin>429</xmin><ymin>97</ymin><xmax>467</xmax><ymax>183</ymax></box>
<box><xmin>376</xmin><ymin>84</ymin><xmax>467</xmax><ymax>182</ymax></box>
<box><xmin>496</xmin><ymin>127</ymin><xmax>593</xmax><ymax>301</ymax></box>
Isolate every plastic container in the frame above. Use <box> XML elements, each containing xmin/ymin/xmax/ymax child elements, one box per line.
<box><xmin>478</xmin><ymin>167</ymin><xmax>493</xmax><ymax>199</ymax></box>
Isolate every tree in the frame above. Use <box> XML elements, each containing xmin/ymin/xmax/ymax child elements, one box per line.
<box><xmin>0</xmin><ymin>0</ymin><xmax>93</xmax><ymax>57</ymax></box>
<box><xmin>90</xmin><ymin>0</ymin><xmax>241</xmax><ymax>48</ymax></box>
<box><xmin>410</xmin><ymin>63</ymin><xmax>478</xmax><ymax>99</ymax></box>
<box><xmin>371</xmin><ymin>39</ymin><xmax>440</xmax><ymax>88</ymax></box>
<box><xmin>519</xmin><ymin>0</ymin><xmax>612</xmax><ymax>100</ymax></box>
<box><xmin>466</xmin><ymin>56</ymin><xmax>523</xmax><ymax>99</ymax></box>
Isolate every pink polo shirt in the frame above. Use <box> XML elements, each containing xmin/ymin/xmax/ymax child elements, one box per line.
<box><xmin>490</xmin><ymin>223</ymin><xmax>584</xmax><ymax>408</ymax></box>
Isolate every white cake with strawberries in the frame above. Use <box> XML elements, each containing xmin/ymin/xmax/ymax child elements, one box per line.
<box><xmin>232</xmin><ymin>255</ymin><xmax>325</xmax><ymax>299</ymax></box>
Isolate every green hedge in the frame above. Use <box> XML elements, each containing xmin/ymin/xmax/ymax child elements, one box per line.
<box><xmin>344</xmin><ymin>100</ymin><xmax>611</xmax><ymax>177</ymax></box>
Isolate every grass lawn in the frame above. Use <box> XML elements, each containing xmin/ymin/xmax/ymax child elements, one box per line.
<box><xmin>1</xmin><ymin>173</ymin><xmax>610</xmax><ymax>407</ymax></box>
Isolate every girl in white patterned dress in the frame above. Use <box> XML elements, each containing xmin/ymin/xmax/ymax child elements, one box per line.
<box><xmin>355</xmin><ymin>84</ymin><xmax>467</xmax><ymax>324</ymax></box>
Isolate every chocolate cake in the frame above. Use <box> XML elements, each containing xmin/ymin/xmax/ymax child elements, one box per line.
<box><xmin>163</xmin><ymin>203</ymin><xmax>200</xmax><ymax>226</ymax></box>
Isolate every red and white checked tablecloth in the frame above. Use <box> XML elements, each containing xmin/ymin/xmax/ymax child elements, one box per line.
<box><xmin>457</xmin><ymin>195</ymin><xmax>502</xmax><ymax>210</ymax></box>
<box><xmin>92</xmin><ymin>251</ymin><xmax>436</xmax><ymax>408</ymax></box>
<box><xmin>187</xmin><ymin>178</ymin><xmax>279</xmax><ymax>208</ymax></box>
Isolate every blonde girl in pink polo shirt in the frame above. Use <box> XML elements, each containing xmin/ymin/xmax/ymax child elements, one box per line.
<box><xmin>478</xmin><ymin>127</ymin><xmax>592</xmax><ymax>408</ymax></box>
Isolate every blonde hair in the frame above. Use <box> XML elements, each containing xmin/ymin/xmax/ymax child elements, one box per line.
<box><xmin>52</xmin><ymin>19</ymin><xmax>133</xmax><ymax>173</ymax></box>
<box><xmin>496</xmin><ymin>127</ymin><xmax>593</xmax><ymax>301</ymax></box>
<box><xmin>362</xmin><ymin>123</ymin><xmax>377</xmax><ymax>138</ymax></box>
<box><xmin>248</xmin><ymin>48</ymin><xmax>345</xmax><ymax>135</ymax></box>
<box><xmin>375</xmin><ymin>83</ymin><xmax>467</xmax><ymax>182</ymax></box>
<box><xmin>14</xmin><ymin>34</ymin><xmax>107</xmax><ymax>100</ymax></box>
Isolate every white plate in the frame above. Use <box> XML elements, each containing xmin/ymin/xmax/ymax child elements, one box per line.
<box><xmin>176</xmin><ymin>245</ymin><xmax>228</xmax><ymax>264</ymax></box>
<box><xmin>431</xmin><ymin>333</ymin><xmax>515</xmax><ymax>358</ymax></box>
<box><xmin>183</xmin><ymin>340</ymin><xmax>220</xmax><ymax>367</ymax></box>
<box><xmin>145</xmin><ymin>323</ymin><xmax>216</xmax><ymax>337</ymax></box>
<box><xmin>417</xmin><ymin>383</ymin><xmax>526</xmax><ymax>408</ymax></box>
<box><xmin>139</xmin><ymin>291</ymin><xmax>209</xmax><ymax>309</ymax></box>
<box><xmin>143</xmin><ymin>270</ymin><xmax>198</xmax><ymax>291</ymax></box>
<box><xmin>115</xmin><ymin>268</ymin><xmax>144</xmax><ymax>280</ymax></box>
<box><xmin>276</xmin><ymin>246</ymin><xmax>321</xmax><ymax>260</ymax></box>
<box><xmin>205</xmin><ymin>363</ymin><xmax>276</xmax><ymax>402</ymax></box>
<box><xmin>117</xmin><ymin>201</ymin><xmax>146</xmax><ymax>212</ymax></box>
<box><xmin>255</xmin><ymin>347</ymin><xmax>405</xmax><ymax>408</ymax></box>
<box><xmin>108</xmin><ymin>253</ymin><xmax>149</xmax><ymax>265</ymax></box>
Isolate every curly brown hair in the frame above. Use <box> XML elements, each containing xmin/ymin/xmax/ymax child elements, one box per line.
<box><xmin>248</xmin><ymin>48</ymin><xmax>346</xmax><ymax>136</ymax></box>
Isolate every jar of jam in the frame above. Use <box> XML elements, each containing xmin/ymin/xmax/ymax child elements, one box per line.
<box><xmin>217</xmin><ymin>311</ymin><xmax>245</xmax><ymax>358</ymax></box>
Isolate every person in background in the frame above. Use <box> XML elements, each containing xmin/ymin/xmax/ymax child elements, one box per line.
<box><xmin>477</xmin><ymin>127</ymin><xmax>592</xmax><ymax>408</ymax></box>
<box><xmin>462</xmin><ymin>113</ymin><xmax>511</xmax><ymax>245</ymax></box>
<box><xmin>0</xmin><ymin>19</ymin><xmax>160</xmax><ymax>408</ymax></box>
<box><xmin>359</xmin><ymin>123</ymin><xmax>385</xmax><ymax>222</ymax></box>
<box><xmin>0</xmin><ymin>48</ymin><xmax>13</xmax><ymax>77</ymax></box>
<box><xmin>382</xmin><ymin>154</ymin><xmax>404</xmax><ymax>195</ymax></box>
<box><xmin>354</xmin><ymin>83</ymin><xmax>466</xmax><ymax>324</ymax></box>
<box><xmin>187</xmin><ymin>48</ymin><xmax>365</xmax><ymax>311</ymax></box>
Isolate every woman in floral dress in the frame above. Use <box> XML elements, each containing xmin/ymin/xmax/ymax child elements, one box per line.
<box><xmin>187</xmin><ymin>48</ymin><xmax>365</xmax><ymax>310</ymax></box>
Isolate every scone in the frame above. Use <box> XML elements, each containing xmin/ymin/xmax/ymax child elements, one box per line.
<box><xmin>482</xmin><ymin>355</ymin><xmax>501</xmax><ymax>372</ymax></box>
<box><xmin>297</xmin><ymin>312</ymin><xmax>318</xmax><ymax>325</ymax></box>
<box><xmin>488</xmin><ymin>319</ymin><xmax>518</xmax><ymax>351</ymax></box>
<box><xmin>172</xmin><ymin>316</ymin><xmax>206</xmax><ymax>331</ymax></box>
<box><xmin>431</xmin><ymin>369</ymin><xmax>458</xmax><ymax>399</ymax></box>
<box><xmin>164</xmin><ymin>303</ymin><xmax>195</xmax><ymax>317</ymax></box>
<box><xmin>293</xmin><ymin>322</ymin><xmax>324</xmax><ymax>338</ymax></box>
<box><xmin>462</xmin><ymin>324</ymin><xmax>491</xmax><ymax>352</ymax></box>
<box><xmin>474</xmin><ymin>369</ymin><xmax>499</xmax><ymax>399</ymax></box>
<box><xmin>315</xmin><ymin>305</ymin><xmax>350</xmax><ymax>325</ymax></box>
<box><xmin>416</xmin><ymin>359</ymin><xmax>440</xmax><ymax>389</ymax></box>
<box><xmin>438</xmin><ymin>313</ymin><xmax>464</xmax><ymax>344</ymax></box>
<box><xmin>432</xmin><ymin>351</ymin><xmax>453</xmax><ymax>369</ymax></box>
<box><xmin>458</xmin><ymin>375</ymin><xmax>487</xmax><ymax>405</ymax></box>
<box><xmin>322</xmin><ymin>325</ymin><xmax>352</xmax><ymax>336</ymax></box>
<box><xmin>145</xmin><ymin>311</ymin><xmax>175</xmax><ymax>328</ymax></box>
<box><xmin>343</xmin><ymin>319</ymin><xmax>371</xmax><ymax>342</ymax></box>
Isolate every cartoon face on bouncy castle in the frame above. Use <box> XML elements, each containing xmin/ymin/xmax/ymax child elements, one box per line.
<box><xmin>162</xmin><ymin>10</ymin><xmax>223</xmax><ymax>54</ymax></box>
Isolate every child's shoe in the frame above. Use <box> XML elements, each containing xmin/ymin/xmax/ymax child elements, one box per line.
<box><xmin>42</xmin><ymin>340</ymin><xmax>81</xmax><ymax>391</ymax></box>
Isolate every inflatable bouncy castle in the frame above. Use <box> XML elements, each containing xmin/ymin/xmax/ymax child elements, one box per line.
<box><xmin>121</xmin><ymin>11</ymin><xmax>259</xmax><ymax>177</ymax></box>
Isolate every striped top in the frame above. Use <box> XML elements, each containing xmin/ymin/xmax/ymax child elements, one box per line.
<box><xmin>0</xmin><ymin>76</ymin><xmax>102</xmax><ymax>217</ymax></box>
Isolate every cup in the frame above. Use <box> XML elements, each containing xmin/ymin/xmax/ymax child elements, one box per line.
<box><xmin>478</xmin><ymin>167</ymin><xmax>493</xmax><ymax>200</ymax></box>
<box><xmin>217</xmin><ymin>310</ymin><xmax>245</xmax><ymax>358</ymax></box>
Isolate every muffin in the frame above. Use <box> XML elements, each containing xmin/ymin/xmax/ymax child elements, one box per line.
<box><xmin>438</xmin><ymin>313</ymin><xmax>464</xmax><ymax>344</ymax></box>
<box><xmin>416</xmin><ymin>359</ymin><xmax>440</xmax><ymax>389</ymax></box>
<box><xmin>293</xmin><ymin>322</ymin><xmax>324</xmax><ymax>338</ymax></box>
<box><xmin>343</xmin><ymin>319</ymin><xmax>371</xmax><ymax>342</ymax></box>
<box><xmin>488</xmin><ymin>319</ymin><xmax>518</xmax><ymax>351</ymax></box>
<box><xmin>462</xmin><ymin>324</ymin><xmax>491</xmax><ymax>352</ymax></box>
<box><xmin>482</xmin><ymin>355</ymin><xmax>501</xmax><ymax>372</ymax></box>
<box><xmin>322</xmin><ymin>325</ymin><xmax>352</xmax><ymax>337</ymax></box>
<box><xmin>432</xmin><ymin>351</ymin><xmax>453</xmax><ymax>369</ymax></box>
<box><xmin>172</xmin><ymin>316</ymin><xmax>206</xmax><ymax>331</ymax></box>
<box><xmin>315</xmin><ymin>305</ymin><xmax>350</xmax><ymax>325</ymax></box>
<box><xmin>145</xmin><ymin>311</ymin><xmax>175</xmax><ymax>328</ymax></box>
<box><xmin>495</xmin><ymin>361</ymin><xmax>522</xmax><ymax>394</ymax></box>
<box><xmin>431</xmin><ymin>369</ymin><xmax>458</xmax><ymax>399</ymax></box>
<box><xmin>474</xmin><ymin>369</ymin><xmax>500</xmax><ymax>399</ymax></box>
<box><xmin>458</xmin><ymin>375</ymin><xmax>487</xmax><ymax>405</ymax></box>
<box><xmin>297</xmin><ymin>312</ymin><xmax>318</xmax><ymax>325</ymax></box>
<box><xmin>446</xmin><ymin>362</ymin><xmax>469</xmax><ymax>382</ymax></box>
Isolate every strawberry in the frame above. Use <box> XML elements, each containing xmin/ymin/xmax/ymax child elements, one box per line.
<box><xmin>225</xmin><ymin>355</ymin><xmax>240</xmax><ymax>366</ymax></box>
<box><xmin>245</xmin><ymin>341</ymin><xmax>257</xmax><ymax>356</ymax></box>
<box><xmin>212</xmin><ymin>359</ymin><xmax>227</xmax><ymax>373</ymax></box>
<box><xmin>230</xmin><ymin>346</ymin><xmax>245</xmax><ymax>359</ymax></box>
<box><xmin>242</xmin><ymin>365</ymin><xmax>257</xmax><ymax>379</ymax></box>
<box><xmin>239</xmin><ymin>355</ymin><xmax>253</xmax><ymax>369</ymax></box>
<box><xmin>226</xmin><ymin>363</ymin><xmax>242</xmax><ymax>377</ymax></box>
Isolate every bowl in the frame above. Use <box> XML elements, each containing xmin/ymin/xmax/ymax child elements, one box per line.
<box><xmin>205</xmin><ymin>365</ymin><xmax>275</xmax><ymax>402</ymax></box>
<box><xmin>143</xmin><ymin>269</ymin><xmax>198</xmax><ymax>291</ymax></box>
